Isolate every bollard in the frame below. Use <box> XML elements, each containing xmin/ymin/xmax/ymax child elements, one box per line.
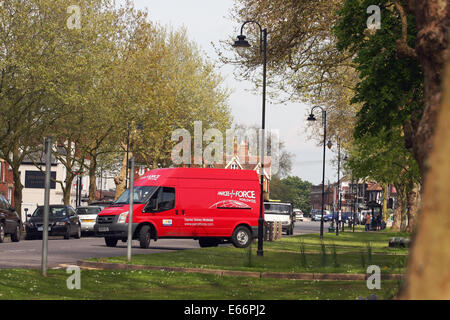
<box><xmin>268</xmin><ymin>222</ymin><xmax>274</xmax><ymax>241</ymax></box>
<box><xmin>278</xmin><ymin>222</ymin><xmax>282</xmax><ymax>239</ymax></box>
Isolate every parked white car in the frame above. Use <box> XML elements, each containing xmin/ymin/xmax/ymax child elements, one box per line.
<box><xmin>76</xmin><ymin>206</ymin><xmax>103</xmax><ymax>234</ymax></box>
<box><xmin>294</xmin><ymin>209</ymin><xmax>303</xmax><ymax>221</ymax></box>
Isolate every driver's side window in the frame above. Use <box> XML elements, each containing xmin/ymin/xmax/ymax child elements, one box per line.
<box><xmin>148</xmin><ymin>187</ymin><xmax>175</xmax><ymax>212</ymax></box>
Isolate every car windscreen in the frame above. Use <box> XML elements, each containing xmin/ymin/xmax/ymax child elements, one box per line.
<box><xmin>264</xmin><ymin>203</ymin><xmax>291</xmax><ymax>215</ymax></box>
<box><xmin>114</xmin><ymin>186</ymin><xmax>158</xmax><ymax>205</ymax></box>
<box><xmin>32</xmin><ymin>207</ymin><xmax>67</xmax><ymax>217</ymax></box>
<box><xmin>76</xmin><ymin>207</ymin><xmax>101</xmax><ymax>215</ymax></box>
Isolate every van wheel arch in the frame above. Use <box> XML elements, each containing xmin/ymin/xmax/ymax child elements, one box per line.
<box><xmin>134</xmin><ymin>223</ymin><xmax>157</xmax><ymax>241</ymax></box>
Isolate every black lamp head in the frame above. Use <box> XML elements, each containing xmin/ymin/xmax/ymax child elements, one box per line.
<box><xmin>327</xmin><ymin>140</ymin><xmax>333</xmax><ymax>149</ymax></box>
<box><xmin>233</xmin><ymin>34</ymin><xmax>251</xmax><ymax>48</ymax></box>
<box><xmin>307</xmin><ymin>114</ymin><xmax>317</xmax><ymax>121</ymax></box>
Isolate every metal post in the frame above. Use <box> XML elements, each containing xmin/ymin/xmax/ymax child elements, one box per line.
<box><xmin>75</xmin><ymin>174</ymin><xmax>79</xmax><ymax>207</ymax></box>
<box><xmin>127</xmin><ymin>157</ymin><xmax>135</xmax><ymax>263</ymax></box>
<box><xmin>78</xmin><ymin>174</ymin><xmax>82</xmax><ymax>206</ymax></box>
<box><xmin>336</xmin><ymin>138</ymin><xmax>340</xmax><ymax>236</ymax></box>
<box><xmin>257</xmin><ymin>28</ymin><xmax>267</xmax><ymax>257</ymax></box>
<box><xmin>41</xmin><ymin>136</ymin><xmax>52</xmax><ymax>277</ymax></box>
<box><xmin>320</xmin><ymin>110</ymin><xmax>326</xmax><ymax>240</ymax></box>
<box><xmin>125</xmin><ymin>123</ymin><xmax>130</xmax><ymax>189</ymax></box>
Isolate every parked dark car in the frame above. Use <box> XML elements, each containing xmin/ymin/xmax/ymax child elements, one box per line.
<box><xmin>0</xmin><ymin>195</ymin><xmax>22</xmax><ymax>243</ymax></box>
<box><xmin>25</xmin><ymin>205</ymin><xmax>81</xmax><ymax>240</ymax></box>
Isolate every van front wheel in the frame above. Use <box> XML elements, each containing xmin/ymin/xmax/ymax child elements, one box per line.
<box><xmin>139</xmin><ymin>225</ymin><xmax>151</xmax><ymax>249</ymax></box>
<box><xmin>231</xmin><ymin>226</ymin><xmax>252</xmax><ymax>248</ymax></box>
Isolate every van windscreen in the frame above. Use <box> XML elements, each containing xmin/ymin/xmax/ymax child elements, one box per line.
<box><xmin>115</xmin><ymin>186</ymin><xmax>158</xmax><ymax>204</ymax></box>
<box><xmin>264</xmin><ymin>203</ymin><xmax>291</xmax><ymax>215</ymax></box>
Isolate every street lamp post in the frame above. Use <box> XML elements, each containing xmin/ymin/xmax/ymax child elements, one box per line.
<box><xmin>307</xmin><ymin>106</ymin><xmax>327</xmax><ymax>240</ymax></box>
<box><xmin>233</xmin><ymin>20</ymin><xmax>267</xmax><ymax>256</ymax></box>
<box><xmin>329</xmin><ymin>136</ymin><xmax>341</xmax><ymax>235</ymax></box>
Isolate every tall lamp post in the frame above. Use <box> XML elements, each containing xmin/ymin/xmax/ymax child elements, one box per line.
<box><xmin>233</xmin><ymin>20</ymin><xmax>267</xmax><ymax>256</ymax></box>
<box><xmin>307</xmin><ymin>106</ymin><xmax>327</xmax><ymax>240</ymax></box>
<box><xmin>327</xmin><ymin>136</ymin><xmax>341</xmax><ymax>236</ymax></box>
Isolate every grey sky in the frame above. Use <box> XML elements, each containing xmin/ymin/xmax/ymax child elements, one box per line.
<box><xmin>133</xmin><ymin>0</ymin><xmax>339</xmax><ymax>185</ymax></box>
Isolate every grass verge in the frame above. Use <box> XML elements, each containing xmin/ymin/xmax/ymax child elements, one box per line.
<box><xmin>0</xmin><ymin>268</ymin><xmax>400</xmax><ymax>300</ymax></box>
<box><xmin>90</xmin><ymin>231</ymin><xmax>409</xmax><ymax>275</ymax></box>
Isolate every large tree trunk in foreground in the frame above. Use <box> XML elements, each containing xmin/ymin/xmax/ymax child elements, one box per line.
<box><xmin>410</xmin><ymin>0</ymin><xmax>450</xmax><ymax>177</ymax></box>
<box><xmin>399</xmin><ymin>32</ymin><xmax>450</xmax><ymax>299</ymax></box>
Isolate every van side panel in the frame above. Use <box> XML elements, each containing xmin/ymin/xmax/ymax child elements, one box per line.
<box><xmin>177</xmin><ymin>177</ymin><xmax>260</xmax><ymax>238</ymax></box>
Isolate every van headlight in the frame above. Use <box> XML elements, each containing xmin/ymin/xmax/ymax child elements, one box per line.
<box><xmin>117</xmin><ymin>212</ymin><xmax>129</xmax><ymax>224</ymax></box>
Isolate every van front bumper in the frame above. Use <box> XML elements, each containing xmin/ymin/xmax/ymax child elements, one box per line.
<box><xmin>94</xmin><ymin>222</ymin><xmax>139</xmax><ymax>239</ymax></box>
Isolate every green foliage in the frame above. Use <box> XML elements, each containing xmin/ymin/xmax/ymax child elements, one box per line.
<box><xmin>346</xmin><ymin>127</ymin><xmax>420</xmax><ymax>186</ymax></box>
<box><xmin>0</xmin><ymin>0</ymin><xmax>232</xmax><ymax>203</ymax></box>
<box><xmin>333</xmin><ymin>0</ymin><xmax>424</xmax><ymax>140</ymax></box>
<box><xmin>269</xmin><ymin>175</ymin><xmax>313</xmax><ymax>213</ymax></box>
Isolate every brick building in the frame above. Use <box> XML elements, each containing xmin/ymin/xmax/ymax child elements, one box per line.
<box><xmin>0</xmin><ymin>158</ymin><xmax>14</xmax><ymax>206</ymax></box>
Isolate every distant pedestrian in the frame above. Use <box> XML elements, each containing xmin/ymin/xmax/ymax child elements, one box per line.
<box><xmin>376</xmin><ymin>214</ymin><xmax>382</xmax><ymax>230</ymax></box>
<box><xmin>365</xmin><ymin>212</ymin><xmax>371</xmax><ymax>231</ymax></box>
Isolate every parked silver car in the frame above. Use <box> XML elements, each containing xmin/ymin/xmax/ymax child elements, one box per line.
<box><xmin>76</xmin><ymin>206</ymin><xmax>103</xmax><ymax>234</ymax></box>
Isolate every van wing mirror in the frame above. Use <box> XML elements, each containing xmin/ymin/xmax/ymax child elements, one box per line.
<box><xmin>144</xmin><ymin>198</ymin><xmax>158</xmax><ymax>213</ymax></box>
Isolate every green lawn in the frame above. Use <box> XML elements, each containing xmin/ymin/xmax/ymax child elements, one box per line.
<box><xmin>0</xmin><ymin>230</ymin><xmax>408</xmax><ymax>300</ymax></box>
<box><xmin>0</xmin><ymin>268</ymin><xmax>400</xmax><ymax>300</ymax></box>
<box><xmin>263</xmin><ymin>229</ymin><xmax>410</xmax><ymax>255</ymax></box>
<box><xmin>91</xmin><ymin>230</ymin><xmax>409</xmax><ymax>275</ymax></box>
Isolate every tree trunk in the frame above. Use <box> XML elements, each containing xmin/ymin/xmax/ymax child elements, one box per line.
<box><xmin>10</xmin><ymin>149</ymin><xmax>25</xmax><ymax>218</ymax></box>
<box><xmin>399</xmin><ymin>28</ymin><xmax>450</xmax><ymax>299</ymax></box>
<box><xmin>406</xmin><ymin>183</ymin><xmax>421</xmax><ymax>232</ymax></box>
<box><xmin>63</xmin><ymin>170</ymin><xmax>75</xmax><ymax>205</ymax></box>
<box><xmin>114</xmin><ymin>150</ymin><xmax>129</xmax><ymax>200</ymax></box>
<box><xmin>411</xmin><ymin>0</ymin><xmax>449</xmax><ymax>177</ymax></box>
<box><xmin>12</xmin><ymin>167</ymin><xmax>23</xmax><ymax>219</ymax></box>
<box><xmin>382</xmin><ymin>184</ymin><xmax>388</xmax><ymax>223</ymax></box>
<box><xmin>392</xmin><ymin>184</ymin><xmax>405</xmax><ymax>231</ymax></box>
<box><xmin>89</xmin><ymin>153</ymin><xmax>97</xmax><ymax>204</ymax></box>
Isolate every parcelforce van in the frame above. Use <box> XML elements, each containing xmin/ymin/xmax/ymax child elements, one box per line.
<box><xmin>94</xmin><ymin>168</ymin><xmax>261</xmax><ymax>249</ymax></box>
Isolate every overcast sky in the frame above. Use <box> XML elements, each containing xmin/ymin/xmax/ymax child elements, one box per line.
<box><xmin>133</xmin><ymin>0</ymin><xmax>339</xmax><ymax>185</ymax></box>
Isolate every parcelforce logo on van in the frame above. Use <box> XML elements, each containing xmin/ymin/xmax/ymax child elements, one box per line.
<box><xmin>217</xmin><ymin>190</ymin><xmax>256</xmax><ymax>199</ymax></box>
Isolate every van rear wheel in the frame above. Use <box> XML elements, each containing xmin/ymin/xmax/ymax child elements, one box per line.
<box><xmin>231</xmin><ymin>226</ymin><xmax>252</xmax><ymax>248</ymax></box>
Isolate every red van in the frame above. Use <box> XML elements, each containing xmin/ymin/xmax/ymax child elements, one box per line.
<box><xmin>94</xmin><ymin>168</ymin><xmax>261</xmax><ymax>249</ymax></box>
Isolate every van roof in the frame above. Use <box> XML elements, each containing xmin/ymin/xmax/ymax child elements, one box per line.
<box><xmin>136</xmin><ymin>167</ymin><xmax>259</xmax><ymax>186</ymax></box>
